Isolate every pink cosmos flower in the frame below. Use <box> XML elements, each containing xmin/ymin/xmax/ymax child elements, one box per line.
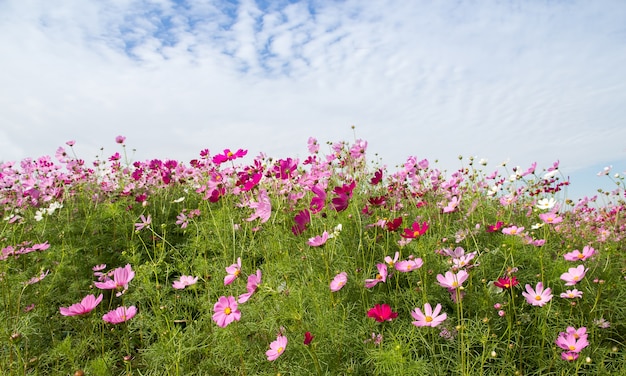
<box><xmin>224</xmin><ymin>257</ymin><xmax>242</xmax><ymax>285</ymax></box>
<box><xmin>411</xmin><ymin>303</ymin><xmax>447</xmax><ymax>327</ymax></box>
<box><xmin>522</xmin><ymin>282</ymin><xmax>553</xmax><ymax>307</ymax></box>
<box><xmin>367</xmin><ymin>304</ymin><xmax>398</xmax><ymax>323</ymax></box>
<box><xmin>394</xmin><ymin>258</ymin><xmax>423</xmax><ymax>273</ymax></box>
<box><xmin>115</xmin><ymin>135</ymin><xmax>126</xmax><ymax>144</ymax></box>
<box><xmin>561</xmin><ymin>351</ymin><xmax>579</xmax><ymax>362</ymax></box>
<box><xmin>560</xmin><ymin>265</ymin><xmax>587</xmax><ymax>286</ymax></box>
<box><xmin>94</xmin><ymin>264</ymin><xmax>135</xmax><ymax>296</ymax></box>
<box><xmin>307</xmin><ymin>231</ymin><xmax>330</xmax><ymax>247</ymax></box>
<box><xmin>563</xmin><ymin>246</ymin><xmax>597</xmax><ymax>261</ymax></box>
<box><xmin>134</xmin><ymin>214</ymin><xmax>151</xmax><ymax>231</ymax></box>
<box><xmin>25</xmin><ymin>270</ymin><xmax>50</xmax><ymax>285</ymax></box>
<box><xmin>246</xmin><ymin>189</ymin><xmax>272</xmax><ymax>223</ymax></box>
<box><xmin>502</xmin><ymin>226</ymin><xmax>524</xmax><ymax>235</ymax></box>
<box><xmin>330</xmin><ymin>272</ymin><xmax>348</xmax><ymax>292</ymax></box>
<box><xmin>266</xmin><ymin>334</ymin><xmax>288</xmax><ymax>361</ymax></box>
<box><xmin>384</xmin><ymin>252</ymin><xmax>399</xmax><ymax>268</ymax></box>
<box><xmin>364</xmin><ymin>263</ymin><xmax>388</xmax><ymax>288</ymax></box>
<box><xmin>238</xmin><ymin>269</ymin><xmax>262</xmax><ymax>303</ymax></box>
<box><xmin>555</xmin><ymin>327</ymin><xmax>589</xmax><ymax>352</ymax></box>
<box><xmin>436</xmin><ymin>270</ymin><xmax>469</xmax><ymax>290</ymax></box>
<box><xmin>60</xmin><ymin>294</ymin><xmax>103</xmax><ymax>316</ymax></box>
<box><xmin>539</xmin><ymin>212</ymin><xmax>563</xmax><ymax>224</ymax></box>
<box><xmin>560</xmin><ymin>289</ymin><xmax>583</xmax><ymax>299</ymax></box>
<box><xmin>212</xmin><ymin>296</ymin><xmax>241</xmax><ymax>328</ymax></box>
<box><xmin>102</xmin><ymin>306</ymin><xmax>137</xmax><ymax>324</ymax></box>
<box><xmin>172</xmin><ymin>275</ymin><xmax>198</xmax><ymax>290</ymax></box>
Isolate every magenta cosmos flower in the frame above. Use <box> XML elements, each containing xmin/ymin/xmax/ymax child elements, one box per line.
<box><xmin>102</xmin><ymin>306</ymin><xmax>137</xmax><ymax>324</ymax></box>
<box><xmin>330</xmin><ymin>272</ymin><xmax>348</xmax><ymax>292</ymax></box>
<box><xmin>94</xmin><ymin>264</ymin><xmax>135</xmax><ymax>296</ymax></box>
<box><xmin>411</xmin><ymin>303</ymin><xmax>447</xmax><ymax>327</ymax></box>
<box><xmin>212</xmin><ymin>296</ymin><xmax>241</xmax><ymax>327</ymax></box>
<box><xmin>60</xmin><ymin>294</ymin><xmax>103</xmax><ymax>316</ymax></box>
<box><xmin>224</xmin><ymin>257</ymin><xmax>242</xmax><ymax>285</ymax></box>
<box><xmin>522</xmin><ymin>282</ymin><xmax>553</xmax><ymax>307</ymax></box>
<box><xmin>266</xmin><ymin>334</ymin><xmax>288</xmax><ymax>361</ymax></box>
<box><xmin>238</xmin><ymin>269</ymin><xmax>262</xmax><ymax>303</ymax></box>
<box><xmin>560</xmin><ymin>265</ymin><xmax>587</xmax><ymax>286</ymax></box>
<box><xmin>400</xmin><ymin>221</ymin><xmax>429</xmax><ymax>239</ymax></box>
<box><xmin>436</xmin><ymin>270</ymin><xmax>469</xmax><ymax>290</ymax></box>
<box><xmin>172</xmin><ymin>275</ymin><xmax>198</xmax><ymax>290</ymax></box>
<box><xmin>367</xmin><ymin>304</ymin><xmax>398</xmax><ymax>323</ymax></box>
<box><xmin>364</xmin><ymin>263</ymin><xmax>388</xmax><ymax>288</ymax></box>
<box><xmin>563</xmin><ymin>246</ymin><xmax>596</xmax><ymax>262</ymax></box>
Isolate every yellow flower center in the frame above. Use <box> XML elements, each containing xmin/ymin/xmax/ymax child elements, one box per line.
<box><xmin>535</xmin><ymin>295</ymin><xmax>542</xmax><ymax>301</ymax></box>
<box><xmin>376</xmin><ymin>274</ymin><xmax>383</xmax><ymax>280</ymax></box>
<box><xmin>224</xmin><ymin>307</ymin><xmax>232</xmax><ymax>315</ymax></box>
<box><xmin>277</xmin><ymin>347</ymin><xmax>284</xmax><ymax>354</ymax></box>
<box><xmin>569</xmin><ymin>345</ymin><xmax>576</xmax><ymax>351</ymax></box>
<box><xmin>425</xmin><ymin>316</ymin><xmax>433</xmax><ymax>322</ymax></box>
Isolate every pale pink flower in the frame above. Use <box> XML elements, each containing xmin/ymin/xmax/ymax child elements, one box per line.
<box><xmin>60</xmin><ymin>294</ymin><xmax>103</xmax><ymax>316</ymax></box>
<box><xmin>224</xmin><ymin>257</ymin><xmax>242</xmax><ymax>285</ymax></box>
<box><xmin>246</xmin><ymin>189</ymin><xmax>272</xmax><ymax>223</ymax></box>
<box><xmin>212</xmin><ymin>296</ymin><xmax>241</xmax><ymax>327</ymax></box>
<box><xmin>307</xmin><ymin>231</ymin><xmax>330</xmax><ymax>247</ymax></box>
<box><xmin>25</xmin><ymin>270</ymin><xmax>50</xmax><ymax>285</ymax></box>
<box><xmin>411</xmin><ymin>303</ymin><xmax>447</xmax><ymax>327</ymax></box>
<box><xmin>539</xmin><ymin>212</ymin><xmax>563</xmax><ymax>224</ymax></box>
<box><xmin>563</xmin><ymin>246</ymin><xmax>597</xmax><ymax>261</ymax></box>
<box><xmin>560</xmin><ymin>289</ymin><xmax>583</xmax><ymax>299</ymax></box>
<box><xmin>365</xmin><ymin>263</ymin><xmax>388</xmax><ymax>288</ymax></box>
<box><xmin>172</xmin><ymin>275</ymin><xmax>198</xmax><ymax>290</ymax></box>
<box><xmin>266</xmin><ymin>334</ymin><xmax>288</xmax><ymax>361</ymax></box>
<box><xmin>238</xmin><ymin>270</ymin><xmax>262</xmax><ymax>303</ymax></box>
<box><xmin>436</xmin><ymin>270</ymin><xmax>469</xmax><ymax>290</ymax></box>
<box><xmin>330</xmin><ymin>272</ymin><xmax>348</xmax><ymax>292</ymax></box>
<box><xmin>522</xmin><ymin>282</ymin><xmax>553</xmax><ymax>307</ymax></box>
<box><xmin>102</xmin><ymin>306</ymin><xmax>137</xmax><ymax>324</ymax></box>
<box><xmin>560</xmin><ymin>265</ymin><xmax>587</xmax><ymax>286</ymax></box>
<box><xmin>502</xmin><ymin>226</ymin><xmax>524</xmax><ymax>235</ymax></box>
<box><xmin>134</xmin><ymin>214</ymin><xmax>151</xmax><ymax>231</ymax></box>
<box><xmin>561</xmin><ymin>351</ymin><xmax>579</xmax><ymax>361</ymax></box>
<box><xmin>394</xmin><ymin>258</ymin><xmax>423</xmax><ymax>272</ymax></box>
<box><xmin>115</xmin><ymin>135</ymin><xmax>126</xmax><ymax>144</ymax></box>
<box><xmin>384</xmin><ymin>252</ymin><xmax>399</xmax><ymax>268</ymax></box>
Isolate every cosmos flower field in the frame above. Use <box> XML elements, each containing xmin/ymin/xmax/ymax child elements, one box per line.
<box><xmin>1</xmin><ymin>136</ymin><xmax>625</xmax><ymax>375</ymax></box>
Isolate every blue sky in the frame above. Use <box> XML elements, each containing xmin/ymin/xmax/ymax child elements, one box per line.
<box><xmin>1</xmin><ymin>0</ymin><xmax>625</xmax><ymax>200</ymax></box>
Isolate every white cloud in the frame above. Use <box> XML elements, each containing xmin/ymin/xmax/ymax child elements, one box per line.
<box><xmin>0</xmin><ymin>0</ymin><xmax>625</xmax><ymax>201</ymax></box>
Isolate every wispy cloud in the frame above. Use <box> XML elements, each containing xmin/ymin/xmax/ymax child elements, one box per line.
<box><xmin>1</xmin><ymin>0</ymin><xmax>625</xmax><ymax>197</ymax></box>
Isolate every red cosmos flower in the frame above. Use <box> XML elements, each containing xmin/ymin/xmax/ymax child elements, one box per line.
<box><xmin>385</xmin><ymin>217</ymin><xmax>403</xmax><ymax>232</ymax></box>
<box><xmin>212</xmin><ymin>148</ymin><xmax>247</xmax><ymax>164</ymax></box>
<box><xmin>400</xmin><ymin>221</ymin><xmax>429</xmax><ymax>239</ymax></box>
<box><xmin>368</xmin><ymin>195</ymin><xmax>387</xmax><ymax>207</ymax></box>
<box><xmin>304</xmin><ymin>331</ymin><xmax>314</xmax><ymax>345</ymax></box>
<box><xmin>370</xmin><ymin>168</ymin><xmax>383</xmax><ymax>185</ymax></box>
<box><xmin>494</xmin><ymin>276</ymin><xmax>519</xmax><ymax>289</ymax></box>
<box><xmin>367</xmin><ymin>304</ymin><xmax>398</xmax><ymax>323</ymax></box>
<box><xmin>487</xmin><ymin>221</ymin><xmax>505</xmax><ymax>233</ymax></box>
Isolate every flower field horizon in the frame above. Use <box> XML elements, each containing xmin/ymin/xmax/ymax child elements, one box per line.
<box><xmin>1</xmin><ymin>136</ymin><xmax>625</xmax><ymax>375</ymax></box>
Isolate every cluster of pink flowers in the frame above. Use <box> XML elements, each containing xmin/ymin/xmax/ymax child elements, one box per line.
<box><xmin>555</xmin><ymin>327</ymin><xmax>589</xmax><ymax>361</ymax></box>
